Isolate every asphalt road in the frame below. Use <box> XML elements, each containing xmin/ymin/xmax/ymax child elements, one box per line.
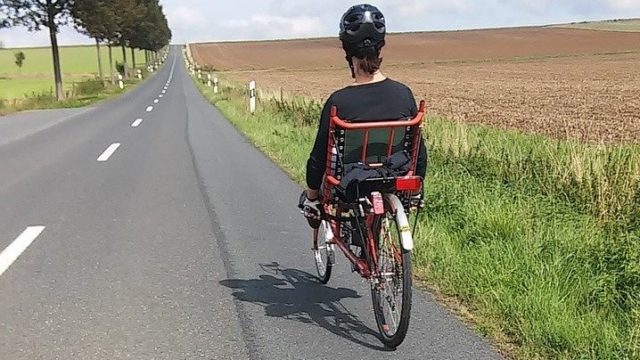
<box><xmin>0</xmin><ymin>46</ymin><xmax>501</xmax><ymax>360</ymax></box>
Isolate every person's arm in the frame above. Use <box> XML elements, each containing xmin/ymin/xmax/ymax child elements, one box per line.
<box><xmin>305</xmin><ymin>97</ymin><xmax>333</xmax><ymax>199</ymax></box>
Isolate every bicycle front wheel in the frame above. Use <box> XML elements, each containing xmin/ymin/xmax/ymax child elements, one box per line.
<box><xmin>370</xmin><ymin>207</ymin><xmax>412</xmax><ymax>349</ymax></box>
<box><xmin>313</xmin><ymin>220</ymin><xmax>334</xmax><ymax>284</ymax></box>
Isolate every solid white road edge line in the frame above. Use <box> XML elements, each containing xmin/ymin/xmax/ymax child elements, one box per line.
<box><xmin>146</xmin><ymin>106</ymin><xmax>153</xmax><ymax>112</ymax></box>
<box><xmin>97</xmin><ymin>143</ymin><xmax>121</xmax><ymax>162</ymax></box>
<box><xmin>0</xmin><ymin>226</ymin><xmax>46</xmax><ymax>276</ymax></box>
<box><xmin>132</xmin><ymin>118</ymin><xmax>143</xmax><ymax>127</ymax></box>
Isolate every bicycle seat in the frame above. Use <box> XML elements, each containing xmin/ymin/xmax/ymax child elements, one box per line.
<box><xmin>322</xmin><ymin>101</ymin><xmax>426</xmax><ymax>204</ymax></box>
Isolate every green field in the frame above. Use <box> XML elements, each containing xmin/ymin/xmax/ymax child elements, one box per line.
<box><xmin>0</xmin><ymin>45</ymin><xmax>146</xmax><ymax>99</ymax></box>
<box><xmin>192</xmin><ymin>78</ymin><xmax>640</xmax><ymax>359</ymax></box>
<box><xmin>559</xmin><ymin>19</ymin><xmax>640</xmax><ymax>32</ymax></box>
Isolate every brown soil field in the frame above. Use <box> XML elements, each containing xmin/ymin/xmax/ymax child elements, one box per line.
<box><xmin>191</xmin><ymin>27</ymin><xmax>640</xmax><ymax>143</ymax></box>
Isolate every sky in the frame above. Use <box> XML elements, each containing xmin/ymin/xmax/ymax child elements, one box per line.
<box><xmin>1</xmin><ymin>0</ymin><xmax>639</xmax><ymax>47</ymax></box>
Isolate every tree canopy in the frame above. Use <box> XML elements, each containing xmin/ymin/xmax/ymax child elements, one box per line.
<box><xmin>0</xmin><ymin>0</ymin><xmax>171</xmax><ymax>100</ymax></box>
<box><xmin>0</xmin><ymin>0</ymin><xmax>75</xmax><ymax>99</ymax></box>
<box><xmin>72</xmin><ymin>0</ymin><xmax>171</xmax><ymax>52</ymax></box>
<box><xmin>0</xmin><ymin>0</ymin><xmax>74</xmax><ymax>31</ymax></box>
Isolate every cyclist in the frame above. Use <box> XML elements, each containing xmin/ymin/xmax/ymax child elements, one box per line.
<box><xmin>299</xmin><ymin>3</ymin><xmax>428</xmax><ymax>225</ymax></box>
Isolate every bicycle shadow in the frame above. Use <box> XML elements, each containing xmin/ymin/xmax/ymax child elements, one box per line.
<box><xmin>220</xmin><ymin>262</ymin><xmax>390</xmax><ymax>351</ymax></box>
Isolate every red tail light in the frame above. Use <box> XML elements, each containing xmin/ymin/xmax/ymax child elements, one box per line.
<box><xmin>395</xmin><ymin>176</ymin><xmax>422</xmax><ymax>191</ymax></box>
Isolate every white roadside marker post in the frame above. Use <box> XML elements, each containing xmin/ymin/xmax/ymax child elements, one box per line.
<box><xmin>207</xmin><ymin>73</ymin><xmax>212</xmax><ymax>87</ymax></box>
<box><xmin>213</xmin><ymin>77</ymin><xmax>219</xmax><ymax>94</ymax></box>
<box><xmin>137</xmin><ymin>69</ymin><xmax>142</xmax><ymax>79</ymax></box>
<box><xmin>249</xmin><ymin>80</ymin><xmax>256</xmax><ymax>115</ymax></box>
<box><xmin>118</xmin><ymin>74</ymin><xmax>124</xmax><ymax>89</ymax></box>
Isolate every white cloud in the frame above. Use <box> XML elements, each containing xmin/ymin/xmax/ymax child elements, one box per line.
<box><xmin>389</xmin><ymin>0</ymin><xmax>475</xmax><ymax>17</ymax></box>
<box><xmin>222</xmin><ymin>14</ymin><xmax>329</xmax><ymax>40</ymax></box>
<box><xmin>164</xmin><ymin>5</ymin><xmax>210</xmax><ymax>43</ymax></box>
<box><xmin>169</xmin><ymin>6</ymin><xmax>208</xmax><ymax>28</ymax></box>
<box><xmin>500</xmin><ymin>0</ymin><xmax>555</xmax><ymax>14</ymax></box>
<box><xmin>605</xmin><ymin>0</ymin><xmax>640</xmax><ymax>11</ymax></box>
<box><xmin>1</xmin><ymin>0</ymin><xmax>639</xmax><ymax>47</ymax></box>
<box><xmin>0</xmin><ymin>26</ymin><xmax>88</xmax><ymax>48</ymax></box>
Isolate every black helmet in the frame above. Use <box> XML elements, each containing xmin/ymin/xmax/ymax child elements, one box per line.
<box><xmin>339</xmin><ymin>4</ymin><xmax>386</xmax><ymax>58</ymax></box>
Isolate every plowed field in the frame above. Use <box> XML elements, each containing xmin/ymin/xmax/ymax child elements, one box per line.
<box><xmin>191</xmin><ymin>27</ymin><xmax>640</xmax><ymax>143</ymax></box>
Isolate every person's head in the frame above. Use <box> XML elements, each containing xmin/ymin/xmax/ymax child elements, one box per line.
<box><xmin>339</xmin><ymin>4</ymin><xmax>386</xmax><ymax>78</ymax></box>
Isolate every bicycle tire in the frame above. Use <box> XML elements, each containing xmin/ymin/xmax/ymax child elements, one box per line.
<box><xmin>313</xmin><ymin>221</ymin><xmax>333</xmax><ymax>284</ymax></box>
<box><xmin>370</xmin><ymin>206</ymin><xmax>413</xmax><ymax>349</ymax></box>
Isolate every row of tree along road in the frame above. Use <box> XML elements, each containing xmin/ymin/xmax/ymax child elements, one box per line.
<box><xmin>0</xmin><ymin>0</ymin><xmax>172</xmax><ymax>100</ymax></box>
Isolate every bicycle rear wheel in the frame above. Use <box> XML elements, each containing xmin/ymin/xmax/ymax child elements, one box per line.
<box><xmin>313</xmin><ymin>220</ymin><xmax>334</xmax><ymax>284</ymax></box>
<box><xmin>370</xmin><ymin>207</ymin><xmax>412</xmax><ymax>349</ymax></box>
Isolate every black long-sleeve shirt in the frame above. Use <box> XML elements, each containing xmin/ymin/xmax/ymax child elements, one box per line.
<box><xmin>306</xmin><ymin>78</ymin><xmax>428</xmax><ymax>190</ymax></box>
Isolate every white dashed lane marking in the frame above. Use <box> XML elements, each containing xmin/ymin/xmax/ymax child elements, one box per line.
<box><xmin>131</xmin><ymin>118</ymin><xmax>143</xmax><ymax>128</ymax></box>
<box><xmin>97</xmin><ymin>143</ymin><xmax>121</xmax><ymax>162</ymax></box>
<box><xmin>154</xmin><ymin>99</ymin><xmax>159</xmax><ymax>104</ymax></box>
<box><xmin>146</xmin><ymin>106</ymin><xmax>153</xmax><ymax>112</ymax></box>
<box><xmin>0</xmin><ymin>226</ymin><xmax>46</xmax><ymax>276</ymax></box>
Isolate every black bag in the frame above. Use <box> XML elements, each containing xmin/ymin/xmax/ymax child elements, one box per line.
<box><xmin>337</xmin><ymin>151</ymin><xmax>411</xmax><ymax>202</ymax></box>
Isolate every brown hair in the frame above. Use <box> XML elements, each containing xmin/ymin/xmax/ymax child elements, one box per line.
<box><xmin>357</xmin><ymin>55</ymin><xmax>383</xmax><ymax>75</ymax></box>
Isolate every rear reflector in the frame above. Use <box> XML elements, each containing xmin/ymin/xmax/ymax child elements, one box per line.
<box><xmin>372</xmin><ymin>192</ymin><xmax>384</xmax><ymax>214</ymax></box>
<box><xmin>395</xmin><ymin>177</ymin><xmax>422</xmax><ymax>191</ymax></box>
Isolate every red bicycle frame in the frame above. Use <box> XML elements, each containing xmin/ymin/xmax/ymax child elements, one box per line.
<box><xmin>317</xmin><ymin>101</ymin><xmax>425</xmax><ymax>278</ymax></box>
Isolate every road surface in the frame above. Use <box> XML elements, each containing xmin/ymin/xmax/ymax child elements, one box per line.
<box><xmin>0</xmin><ymin>46</ymin><xmax>501</xmax><ymax>360</ymax></box>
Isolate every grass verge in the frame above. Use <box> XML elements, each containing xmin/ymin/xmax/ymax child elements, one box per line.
<box><xmin>192</xmin><ymin>77</ymin><xmax>640</xmax><ymax>360</ymax></box>
<box><xmin>0</xmin><ymin>77</ymin><xmax>144</xmax><ymax>116</ymax></box>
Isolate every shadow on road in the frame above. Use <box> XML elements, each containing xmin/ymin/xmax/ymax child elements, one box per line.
<box><xmin>220</xmin><ymin>262</ymin><xmax>390</xmax><ymax>351</ymax></box>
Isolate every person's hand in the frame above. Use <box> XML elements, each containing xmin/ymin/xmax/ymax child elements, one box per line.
<box><xmin>298</xmin><ymin>191</ymin><xmax>321</xmax><ymax>228</ymax></box>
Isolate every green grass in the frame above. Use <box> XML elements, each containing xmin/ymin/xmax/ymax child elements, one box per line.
<box><xmin>193</xmin><ymin>78</ymin><xmax>640</xmax><ymax>359</ymax></box>
<box><xmin>559</xmin><ymin>19</ymin><xmax>640</xmax><ymax>32</ymax></box>
<box><xmin>0</xmin><ymin>78</ymin><xmax>144</xmax><ymax>115</ymax></box>
<box><xmin>0</xmin><ymin>45</ymin><xmax>147</xmax><ymax>99</ymax></box>
<box><xmin>0</xmin><ymin>78</ymin><xmax>72</xmax><ymax>99</ymax></box>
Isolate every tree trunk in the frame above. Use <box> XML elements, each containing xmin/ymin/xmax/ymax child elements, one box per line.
<box><xmin>121</xmin><ymin>43</ymin><xmax>127</xmax><ymax>65</ymax></box>
<box><xmin>145</xmin><ymin>50</ymin><xmax>148</xmax><ymax>65</ymax></box>
<box><xmin>108</xmin><ymin>44</ymin><xmax>114</xmax><ymax>85</ymax></box>
<box><xmin>131</xmin><ymin>47</ymin><xmax>136</xmax><ymax>69</ymax></box>
<box><xmin>47</xmin><ymin>1</ymin><xmax>64</xmax><ymax>101</ymax></box>
<box><xmin>95</xmin><ymin>38</ymin><xmax>104</xmax><ymax>82</ymax></box>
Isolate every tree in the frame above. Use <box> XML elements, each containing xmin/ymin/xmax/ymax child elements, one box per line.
<box><xmin>72</xmin><ymin>0</ymin><xmax>109</xmax><ymax>82</ymax></box>
<box><xmin>128</xmin><ymin>0</ymin><xmax>160</xmax><ymax>67</ymax></box>
<box><xmin>0</xmin><ymin>0</ymin><xmax>74</xmax><ymax>100</ymax></box>
<box><xmin>96</xmin><ymin>2</ymin><xmax>119</xmax><ymax>84</ymax></box>
<box><xmin>14</xmin><ymin>50</ymin><xmax>25</xmax><ymax>71</ymax></box>
<box><xmin>72</xmin><ymin>0</ymin><xmax>122</xmax><ymax>84</ymax></box>
<box><xmin>110</xmin><ymin>0</ymin><xmax>142</xmax><ymax>76</ymax></box>
<box><xmin>107</xmin><ymin>0</ymin><xmax>171</xmax><ymax>75</ymax></box>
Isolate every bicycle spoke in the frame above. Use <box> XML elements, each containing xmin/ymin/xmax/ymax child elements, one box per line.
<box><xmin>313</xmin><ymin>220</ymin><xmax>333</xmax><ymax>284</ymax></box>
<box><xmin>371</xmin><ymin>205</ymin><xmax>412</xmax><ymax>347</ymax></box>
